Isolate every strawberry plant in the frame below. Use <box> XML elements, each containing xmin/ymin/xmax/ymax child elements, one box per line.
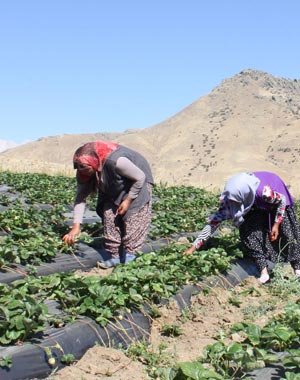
<box><xmin>281</xmin><ymin>373</ymin><xmax>300</xmax><ymax>380</ymax></box>
<box><xmin>150</xmin><ymin>185</ymin><xmax>219</xmax><ymax>239</ymax></box>
<box><xmin>2</xmin><ymin>170</ymin><xmax>300</xmax><ymax>380</ymax></box>
<box><xmin>0</xmin><ymin>283</ymin><xmax>50</xmax><ymax>344</ymax></box>
<box><xmin>7</xmin><ymin>240</ymin><xmax>237</xmax><ymax>337</ymax></box>
<box><xmin>283</xmin><ymin>349</ymin><xmax>300</xmax><ymax>371</ymax></box>
<box><xmin>161</xmin><ymin>324</ymin><xmax>183</xmax><ymax>337</ymax></box>
<box><xmin>0</xmin><ymin>355</ymin><xmax>12</xmax><ymax>369</ymax></box>
<box><xmin>0</xmin><ymin>171</ymin><xmax>76</xmax><ymax>206</ymax></box>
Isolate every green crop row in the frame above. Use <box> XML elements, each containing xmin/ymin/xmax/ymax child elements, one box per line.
<box><xmin>4</xmin><ymin>170</ymin><xmax>297</xmax><ymax>379</ymax></box>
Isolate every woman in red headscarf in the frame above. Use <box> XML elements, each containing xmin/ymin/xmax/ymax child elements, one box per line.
<box><xmin>63</xmin><ymin>141</ymin><xmax>154</xmax><ymax>267</ymax></box>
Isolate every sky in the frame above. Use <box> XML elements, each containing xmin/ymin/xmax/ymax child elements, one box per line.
<box><xmin>0</xmin><ymin>1</ymin><xmax>300</xmax><ymax>144</ymax></box>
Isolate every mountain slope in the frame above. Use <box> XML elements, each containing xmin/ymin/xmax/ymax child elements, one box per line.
<box><xmin>1</xmin><ymin>69</ymin><xmax>300</xmax><ymax>195</ymax></box>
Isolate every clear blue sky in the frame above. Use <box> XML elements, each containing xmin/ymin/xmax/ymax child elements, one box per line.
<box><xmin>1</xmin><ymin>1</ymin><xmax>299</xmax><ymax>144</ymax></box>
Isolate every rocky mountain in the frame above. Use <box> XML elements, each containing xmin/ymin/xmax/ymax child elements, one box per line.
<box><xmin>1</xmin><ymin>69</ymin><xmax>300</xmax><ymax>195</ymax></box>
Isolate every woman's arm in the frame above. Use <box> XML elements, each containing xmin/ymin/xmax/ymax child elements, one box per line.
<box><xmin>184</xmin><ymin>200</ymin><xmax>231</xmax><ymax>255</ymax></box>
<box><xmin>115</xmin><ymin>157</ymin><xmax>146</xmax><ymax>215</ymax></box>
<box><xmin>116</xmin><ymin>157</ymin><xmax>146</xmax><ymax>197</ymax></box>
<box><xmin>184</xmin><ymin>224</ymin><xmax>219</xmax><ymax>254</ymax></box>
<box><xmin>62</xmin><ymin>182</ymin><xmax>92</xmax><ymax>244</ymax></box>
<box><xmin>262</xmin><ymin>185</ymin><xmax>286</xmax><ymax>241</ymax></box>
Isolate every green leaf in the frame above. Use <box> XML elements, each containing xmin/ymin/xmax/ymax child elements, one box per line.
<box><xmin>129</xmin><ymin>288</ymin><xmax>143</xmax><ymax>303</ymax></box>
<box><xmin>179</xmin><ymin>361</ymin><xmax>223</xmax><ymax>379</ymax></box>
<box><xmin>14</xmin><ymin>315</ymin><xmax>25</xmax><ymax>331</ymax></box>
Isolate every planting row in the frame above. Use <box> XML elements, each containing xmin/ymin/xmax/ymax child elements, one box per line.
<box><xmin>4</xmin><ymin>171</ymin><xmax>299</xmax><ymax>379</ymax></box>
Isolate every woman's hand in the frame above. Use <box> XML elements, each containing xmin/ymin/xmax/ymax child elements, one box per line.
<box><xmin>269</xmin><ymin>222</ymin><xmax>280</xmax><ymax>242</ymax></box>
<box><xmin>117</xmin><ymin>197</ymin><xmax>132</xmax><ymax>215</ymax></box>
<box><xmin>183</xmin><ymin>245</ymin><xmax>196</xmax><ymax>255</ymax></box>
<box><xmin>62</xmin><ymin>223</ymin><xmax>81</xmax><ymax>245</ymax></box>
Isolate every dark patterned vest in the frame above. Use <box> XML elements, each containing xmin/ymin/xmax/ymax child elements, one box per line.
<box><xmin>98</xmin><ymin>145</ymin><xmax>154</xmax><ymax>219</ymax></box>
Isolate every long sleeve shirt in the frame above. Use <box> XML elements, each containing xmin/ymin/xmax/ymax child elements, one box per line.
<box><xmin>192</xmin><ymin>185</ymin><xmax>286</xmax><ymax>250</ymax></box>
<box><xmin>73</xmin><ymin>157</ymin><xmax>146</xmax><ymax>224</ymax></box>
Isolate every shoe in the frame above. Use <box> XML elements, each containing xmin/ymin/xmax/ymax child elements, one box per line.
<box><xmin>97</xmin><ymin>257</ymin><xmax>120</xmax><ymax>269</ymax></box>
<box><xmin>258</xmin><ymin>273</ymin><xmax>270</xmax><ymax>284</ymax></box>
<box><xmin>294</xmin><ymin>269</ymin><xmax>300</xmax><ymax>276</ymax></box>
<box><xmin>98</xmin><ymin>254</ymin><xmax>136</xmax><ymax>269</ymax></box>
<box><xmin>125</xmin><ymin>253</ymin><xmax>136</xmax><ymax>263</ymax></box>
<box><xmin>97</xmin><ymin>262</ymin><xmax>109</xmax><ymax>269</ymax></box>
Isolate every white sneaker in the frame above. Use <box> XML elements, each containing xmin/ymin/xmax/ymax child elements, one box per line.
<box><xmin>258</xmin><ymin>273</ymin><xmax>270</xmax><ymax>284</ymax></box>
<box><xmin>295</xmin><ymin>269</ymin><xmax>300</xmax><ymax>276</ymax></box>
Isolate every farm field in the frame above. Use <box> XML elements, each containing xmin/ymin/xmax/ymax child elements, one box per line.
<box><xmin>1</xmin><ymin>171</ymin><xmax>300</xmax><ymax>380</ymax></box>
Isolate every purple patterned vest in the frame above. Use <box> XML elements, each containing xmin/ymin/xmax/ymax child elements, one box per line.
<box><xmin>254</xmin><ymin>171</ymin><xmax>294</xmax><ymax>209</ymax></box>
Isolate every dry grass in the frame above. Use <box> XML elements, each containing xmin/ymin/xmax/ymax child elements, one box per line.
<box><xmin>0</xmin><ymin>157</ymin><xmax>74</xmax><ymax>177</ymax></box>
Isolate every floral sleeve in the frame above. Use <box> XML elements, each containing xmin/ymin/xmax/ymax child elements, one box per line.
<box><xmin>262</xmin><ymin>185</ymin><xmax>286</xmax><ymax>223</ymax></box>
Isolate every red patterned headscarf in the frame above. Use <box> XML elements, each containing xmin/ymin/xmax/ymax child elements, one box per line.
<box><xmin>73</xmin><ymin>141</ymin><xmax>119</xmax><ymax>182</ymax></box>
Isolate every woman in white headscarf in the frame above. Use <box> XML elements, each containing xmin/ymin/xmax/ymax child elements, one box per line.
<box><xmin>184</xmin><ymin>171</ymin><xmax>300</xmax><ymax>284</ymax></box>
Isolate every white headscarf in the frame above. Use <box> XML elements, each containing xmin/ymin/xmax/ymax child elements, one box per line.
<box><xmin>221</xmin><ymin>172</ymin><xmax>260</xmax><ymax>226</ymax></box>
